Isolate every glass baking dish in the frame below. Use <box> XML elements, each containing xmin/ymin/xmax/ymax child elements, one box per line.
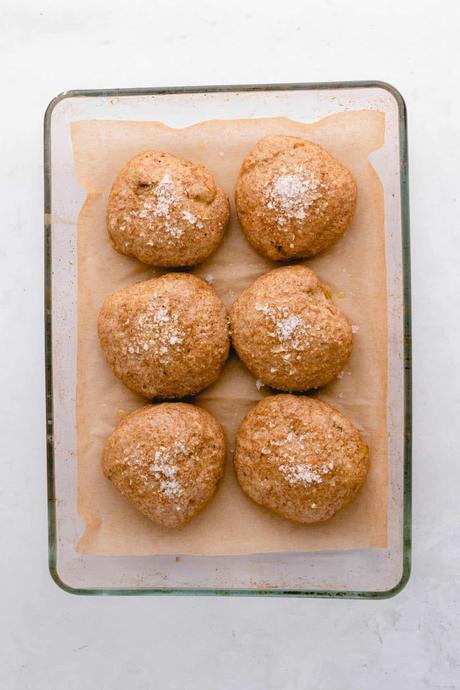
<box><xmin>44</xmin><ymin>81</ymin><xmax>411</xmax><ymax>598</ymax></box>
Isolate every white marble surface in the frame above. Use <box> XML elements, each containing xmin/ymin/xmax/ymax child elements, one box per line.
<box><xmin>1</xmin><ymin>1</ymin><xmax>459</xmax><ymax>688</ymax></box>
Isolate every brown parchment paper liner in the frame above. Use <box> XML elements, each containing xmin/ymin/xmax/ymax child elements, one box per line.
<box><xmin>72</xmin><ymin>111</ymin><xmax>387</xmax><ymax>555</ymax></box>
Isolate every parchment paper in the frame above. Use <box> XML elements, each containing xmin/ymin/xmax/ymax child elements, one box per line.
<box><xmin>72</xmin><ymin>110</ymin><xmax>387</xmax><ymax>555</ymax></box>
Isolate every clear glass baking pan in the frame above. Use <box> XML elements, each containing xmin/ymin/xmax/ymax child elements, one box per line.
<box><xmin>44</xmin><ymin>81</ymin><xmax>411</xmax><ymax>597</ymax></box>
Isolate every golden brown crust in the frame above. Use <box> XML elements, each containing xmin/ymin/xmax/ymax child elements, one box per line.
<box><xmin>98</xmin><ymin>273</ymin><xmax>230</xmax><ymax>399</ymax></box>
<box><xmin>230</xmin><ymin>265</ymin><xmax>352</xmax><ymax>391</ymax></box>
<box><xmin>234</xmin><ymin>394</ymin><xmax>369</xmax><ymax>523</ymax></box>
<box><xmin>235</xmin><ymin>135</ymin><xmax>356</xmax><ymax>261</ymax></box>
<box><xmin>107</xmin><ymin>150</ymin><xmax>230</xmax><ymax>267</ymax></box>
<box><xmin>103</xmin><ymin>403</ymin><xmax>226</xmax><ymax>528</ymax></box>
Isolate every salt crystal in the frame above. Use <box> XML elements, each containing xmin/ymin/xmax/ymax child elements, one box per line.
<box><xmin>266</xmin><ymin>167</ymin><xmax>321</xmax><ymax>224</ymax></box>
<box><xmin>168</xmin><ymin>226</ymin><xmax>184</xmax><ymax>239</ymax></box>
<box><xmin>275</xmin><ymin>315</ymin><xmax>302</xmax><ymax>341</ymax></box>
<box><xmin>255</xmin><ymin>303</ymin><xmax>271</xmax><ymax>315</ymax></box>
<box><xmin>182</xmin><ymin>210</ymin><xmax>204</xmax><ymax>230</ymax></box>
<box><xmin>279</xmin><ymin>463</ymin><xmax>323</xmax><ymax>485</ymax></box>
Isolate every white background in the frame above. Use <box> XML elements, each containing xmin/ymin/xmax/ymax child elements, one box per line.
<box><xmin>1</xmin><ymin>1</ymin><xmax>459</xmax><ymax>688</ymax></box>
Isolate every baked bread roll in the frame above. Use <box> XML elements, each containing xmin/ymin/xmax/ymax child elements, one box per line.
<box><xmin>235</xmin><ymin>135</ymin><xmax>356</xmax><ymax>260</ymax></box>
<box><xmin>234</xmin><ymin>394</ymin><xmax>369</xmax><ymax>523</ymax></box>
<box><xmin>98</xmin><ymin>273</ymin><xmax>230</xmax><ymax>399</ymax></box>
<box><xmin>103</xmin><ymin>403</ymin><xmax>226</xmax><ymax>528</ymax></box>
<box><xmin>107</xmin><ymin>150</ymin><xmax>229</xmax><ymax>266</ymax></box>
<box><xmin>230</xmin><ymin>265</ymin><xmax>352</xmax><ymax>392</ymax></box>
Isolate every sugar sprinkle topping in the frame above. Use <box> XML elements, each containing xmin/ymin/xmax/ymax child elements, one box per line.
<box><xmin>254</xmin><ymin>300</ymin><xmax>340</xmax><ymax>364</ymax></box>
<box><xmin>125</xmin><ymin>293</ymin><xmax>185</xmax><ymax>365</ymax></box>
<box><xmin>125</xmin><ymin>173</ymin><xmax>204</xmax><ymax>240</ymax></box>
<box><xmin>275</xmin><ymin>314</ymin><xmax>303</xmax><ymax>341</ymax></box>
<box><xmin>123</xmin><ymin>438</ymin><xmax>199</xmax><ymax>501</ymax></box>
<box><xmin>255</xmin><ymin>303</ymin><xmax>308</xmax><ymax>353</ymax></box>
<box><xmin>181</xmin><ymin>209</ymin><xmax>204</xmax><ymax>229</ymax></box>
<box><xmin>260</xmin><ymin>429</ymin><xmax>335</xmax><ymax>486</ymax></box>
<box><xmin>147</xmin><ymin>441</ymin><xmax>192</xmax><ymax>498</ymax></box>
<box><xmin>265</xmin><ymin>165</ymin><xmax>327</xmax><ymax>227</ymax></box>
<box><xmin>144</xmin><ymin>174</ymin><xmax>184</xmax><ymax>238</ymax></box>
<box><xmin>279</xmin><ymin>463</ymin><xmax>325</xmax><ymax>485</ymax></box>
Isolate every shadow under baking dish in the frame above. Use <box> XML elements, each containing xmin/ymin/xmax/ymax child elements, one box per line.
<box><xmin>44</xmin><ymin>80</ymin><xmax>411</xmax><ymax>598</ymax></box>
